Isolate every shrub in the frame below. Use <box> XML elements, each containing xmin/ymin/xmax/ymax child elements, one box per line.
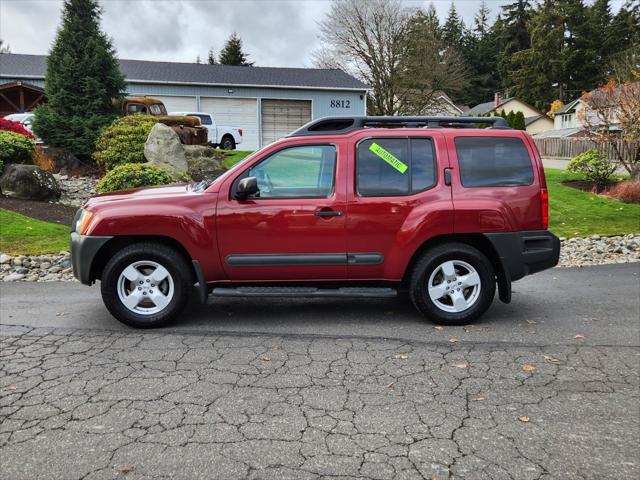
<box><xmin>93</xmin><ymin>115</ymin><xmax>157</xmax><ymax>170</ymax></box>
<box><xmin>0</xmin><ymin>158</ymin><xmax>4</xmax><ymax>176</ymax></box>
<box><xmin>0</xmin><ymin>118</ymin><xmax>34</xmax><ymax>139</ymax></box>
<box><xmin>0</xmin><ymin>130</ymin><xmax>35</xmax><ymax>165</ymax></box>
<box><xmin>96</xmin><ymin>162</ymin><xmax>174</xmax><ymax>193</ymax></box>
<box><xmin>608</xmin><ymin>181</ymin><xmax>640</xmax><ymax>204</ymax></box>
<box><xmin>567</xmin><ymin>149</ymin><xmax>617</xmax><ymax>191</ymax></box>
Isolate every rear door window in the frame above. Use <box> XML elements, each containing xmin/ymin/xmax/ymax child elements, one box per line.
<box><xmin>356</xmin><ymin>138</ymin><xmax>437</xmax><ymax>196</ymax></box>
<box><xmin>454</xmin><ymin>137</ymin><xmax>533</xmax><ymax>187</ymax></box>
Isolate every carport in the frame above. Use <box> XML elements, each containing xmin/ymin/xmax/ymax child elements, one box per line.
<box><xmin>0</xmin><ymin>80</ymin><xmax>47</xmax><ymax>116</ymax></box>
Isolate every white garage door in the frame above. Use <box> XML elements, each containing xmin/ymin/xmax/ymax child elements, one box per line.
<box><xmin>200</xmin><ymin>97</ymin><xmax>258</xmax><ymax>150</ymax></box>
<box><xmin>261</xmin><ymin>99</ymin><xmax>312</xmax><ymax>146</ymax></box>
<box><xmin>151</xmin><ymin>95</ymin><xmax>197</xmax><ymax>113</ymax></box>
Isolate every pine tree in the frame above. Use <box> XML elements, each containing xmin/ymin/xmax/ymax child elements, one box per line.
<box><xmin>442</xmin><ymin>3</ymin><xmax>466</xmax><ymax>51</ymax></box>
<box><xmin>514</xmin><ymin>111</ymin><xmax>526</xmax><ymax>130</ymax></box>
<box><xmin>33</xmin><ymin>0</ymin><xmax>126</xmax><ymax>162</ymax></box>
<box><xmin>474</xmin><ymin>0</ymin><xmax>491</xmax><ymax>37</ymax></box>
<box><xmin>195</xmin><ymin>55</ymin><xmax>201</xmax><ymax>64</ymax></box>
<box><xmin>218</xmin><ymin>33</ymin><xmax>254</xmax><ymax>66</ymax></box>
<box><xmin>506</xmin><ymin>110</ymin><xmax>516</xmax><ymax>127</ymax></box>
<box><xmin>497</xmin><ymin>0</ymin><xmax>532</xmax><ymax>89</ymax></box>
<box><xmin>207</xmin><ymin>48</ymin><xmax>216</xmax><ymax>65</ymax></box>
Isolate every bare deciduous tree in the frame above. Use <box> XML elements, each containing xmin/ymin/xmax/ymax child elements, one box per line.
<box><xmin>317</xmin><ymin>0</ymin><xmax>409</xmax><ymax>115</ymax></box>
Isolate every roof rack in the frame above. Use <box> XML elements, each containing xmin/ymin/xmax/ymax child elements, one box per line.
<box><xmin>288</xmin><ymin>116</ymin><xmax>510</xmax><ymax>137</ymax></box>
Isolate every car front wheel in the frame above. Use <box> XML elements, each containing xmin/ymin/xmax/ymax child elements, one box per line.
<box><xmin>409</xmin><ymin>243</ymin><xmax>496</xmax><ymax>325</ymax></box>
<box><xmin>100</xmin><ymin>242</ymin><xmax>192</xmax><ymax>328</ymax></box>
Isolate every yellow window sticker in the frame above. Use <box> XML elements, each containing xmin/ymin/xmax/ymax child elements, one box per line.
<box><xmin>369</xmin><ymin>143</ymin><xmax>408</xmax><ymax>174</ymax></box>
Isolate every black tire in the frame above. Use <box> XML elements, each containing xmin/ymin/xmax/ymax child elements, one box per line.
<box><xmin>100</xmin><ymin>242</ymin><xmax>192</xmax><ymax>328</ymax></box>
<box><xmin>220</xmin><ymin>135</ymin><xmax>235</xmax><ymax>150</ymax></box>
<box><xmin>409</xmin><ymin>243</ymin><xmax>496</xmax><ymax>325</ymax></box>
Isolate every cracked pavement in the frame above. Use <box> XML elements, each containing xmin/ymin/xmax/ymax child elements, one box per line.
<box><xmin>1</xmin><ymin>264</ymin><xmax>639</xmax><ymax>479</ymax></box>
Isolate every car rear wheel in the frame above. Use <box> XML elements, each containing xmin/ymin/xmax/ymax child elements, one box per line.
<box><xmin>220</xmin><ymin>135</ymin><xmax>235</xmax><ymax>150</ymax></box>
<box><xmin>409</xmin><ymin>243</ymin><xmax>495</xmax><ymax>325</ymax></box>
<box><xmin>101</xmin><ymin>242</ymin><xmax>192</xmax><ymax>328</ymax></box>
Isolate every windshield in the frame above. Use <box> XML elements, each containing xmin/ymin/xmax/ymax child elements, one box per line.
<box><xmin>190</xmin><ymin>150</ymin><xmax>260</xmax><ymax>192</ymax></box>
<box><xmin>149</xmin><ymin>104</ymin><xmax>167</xmax><ymax>115</ymax></box>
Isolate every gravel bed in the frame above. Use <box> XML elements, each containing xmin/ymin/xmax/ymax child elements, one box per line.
<box><xmin>1</xmin><ymin>234</ymin><xmax>638</xmax><ymax>282</ymax></box>
<box><xmin>54</xmin><ymin>174</ymin><xmax>98</xmax><ymax>207</ymax></box>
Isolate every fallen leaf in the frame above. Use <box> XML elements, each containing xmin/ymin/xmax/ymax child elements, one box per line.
<box><xmin>518</xmin><ymin>415</ymin><xmax>530</xmax><ymax>423</ymax></box>
<box><xmin>463</xmin><ymin>325</ymin><xmax>473</xmax><ymax>333</ymax></box>
<box><xmin>1</xmin><ymin>386</ymin><xmax>17</xmax><ymax>392</ymax></box>
<box><xmin>258</xmin><ymin>355</ymin><xmax>271</xmax><ymax>362</ymax></box>
<box><xmin>386</xmin><ymin>382</ymin><xmax>395</xmax><ymax>388</ymax></box>
<box><xmin>471</xmin><ymin>395</ymin><xmax>486</xmax><ymax>401</ymax></box>
<box><xmin>574</xmin><ymin>334</ymin><xmax>585</xmax><ymax>340</ymax></box>
<box><xmin>452</xmin><ymin>362</ymin><xmax>468</xmax><ymax>369</ymax></box>
<box><xmin>543</xmin><ymin>354</ymin><xmax>561</xmax><ymax>364</ymax></box>
<box><xmin>434</xmin><ymin>325</ymin><xmax>444</xmax><ymax>331</ymax></box>
<box><xmin>526</xmin><ymin>319</ymin><xmax>537</xmax><ymax>325</ymax></box>
<box><xmin>522</xmin><ymin>364</ymin><xmax>537</xmax><ymax>372</ymax></box>
<box><xmin>394</xmin><ymin>353</ymin><xmax>409</xmax><ymax>359</ymax></box>
<box><xmin>117</xmin><ymin>465</ymin><xmax>135</xmax><ymax>474</ymax></box>
<box><xmin>449</xmin><ymin>337</ymin><xmax>460</xmax><ymax>344</ymax></box>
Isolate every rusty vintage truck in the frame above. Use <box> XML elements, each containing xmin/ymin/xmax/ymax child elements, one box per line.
<box><xmin>117</xmin><ymin>97</ymin><xmax>208</xmax><ymax>145</ymax></box>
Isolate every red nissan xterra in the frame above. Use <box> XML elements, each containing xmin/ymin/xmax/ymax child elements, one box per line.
<box><xmin>71</xmin><ymin>116</ymin><xmax>560</xmax><ymax>328</ymax></box>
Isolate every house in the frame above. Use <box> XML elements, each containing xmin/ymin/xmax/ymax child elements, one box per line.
<box><xmin>417</xmin><ymin>91</ymin><xmax>464</xmax><ymax>116</ymax></box>
<box><xmin>0</xmin><ymin>53</ymin><xmax>369</xmax><ymax>150</ymax></box>
<box><xmin>465</xmin><ymin>93</ymin><xmax>554</xmax><ymax>134</ymax></box>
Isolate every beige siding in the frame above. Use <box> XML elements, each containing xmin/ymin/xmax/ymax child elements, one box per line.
<box><xmin>497</xmin><ymin>99</ymin><xmax>540</xmax><ymax>118</ymax></box>
<box><xmin>526</xmin><ymin>116</ymin><xmax>554</xmax><ymax>135</ymax></box>
<box><xmin>261</xmin><ymin>99</ymin><xmax>312</xmax><ymax>146</ymax></box>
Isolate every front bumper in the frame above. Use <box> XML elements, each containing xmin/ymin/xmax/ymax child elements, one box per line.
<box><xmin>70</xmin><ymin>232</ymin><xmax>113</xmax><ymax>285</ymax></box>
<box><xmin>484</xmin><ymin>230</ymin><xmax>560</xmax><ymax>282</ymax></box>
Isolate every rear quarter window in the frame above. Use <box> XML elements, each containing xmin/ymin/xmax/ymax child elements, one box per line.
<box><xmin>455</xmin><ymin>137</ymin><xmax>533</xmax><ymax>187</ymax></box>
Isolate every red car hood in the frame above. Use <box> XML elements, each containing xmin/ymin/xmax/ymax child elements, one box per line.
<box><xmin>85</xmin><ymin>184</ymin><xmax>192</xmax><ymax>207</ymax></box>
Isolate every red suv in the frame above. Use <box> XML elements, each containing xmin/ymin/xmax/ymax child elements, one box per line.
<box><xmin>71</xmin><ymin>116</ymin><xmax>560</xmax><ymax>328</ymax></box>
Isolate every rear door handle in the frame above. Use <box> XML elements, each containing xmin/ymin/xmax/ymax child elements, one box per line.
<box><xmin>315</xmin><ymin>210</ymin><xmax>343</xmax><ymax>217</ymax></box>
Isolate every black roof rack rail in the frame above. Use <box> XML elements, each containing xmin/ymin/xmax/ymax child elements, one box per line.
<box><xmin>288</xmin><ymin>115</ymin><xmax>510</xmax><ymax>137</ymax></box>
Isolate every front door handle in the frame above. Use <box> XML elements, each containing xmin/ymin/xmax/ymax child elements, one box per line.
<box><xmin>315</xmin><ymin>209</ymin><xmax>343</xmax><ymax>217</ymax></box>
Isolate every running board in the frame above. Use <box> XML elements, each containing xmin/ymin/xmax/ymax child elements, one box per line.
<box><xmin>210</xmin><ymin>286</ymin><xmax>397</xmax><ymax>298</ymax></box>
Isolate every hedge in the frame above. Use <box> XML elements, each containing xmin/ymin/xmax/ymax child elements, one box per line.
<box><xmin>96</xmin><ymin>162</ymin><xmax>174</xmax><ymax>193</ymax></box>
<box><xmin>93</xmin><ymin>115</ymin><xmax>157</xmax><ymax>170</ymax></box>
<box><xmin>0</xmin><ymin>131</ymin><xmax>35</xmax><ymax>165</ymax></box>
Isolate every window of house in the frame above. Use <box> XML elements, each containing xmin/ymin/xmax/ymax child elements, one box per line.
<box><xmin>455</xmin><ymin>137</ymin><xmax>533</xmax><ymax>187</ymax></box>
<box><xmin>356</xmin><ymin>138</ymin><xmax>436</xmax><ymax>196</ymax></box>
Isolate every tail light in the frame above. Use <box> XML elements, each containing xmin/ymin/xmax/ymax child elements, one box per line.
<box><xmin>238</xmin><ymin>128</ymin><xmax>243</xmax><ymax>137</ymax></box>
<box><xmin>541</xmin><ymin>188</ymin><xmax>549</xmax><ymax>229</ymax></box>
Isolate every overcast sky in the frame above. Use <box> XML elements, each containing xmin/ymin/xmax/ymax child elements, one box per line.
<box><xmin>0</xmin><ymin>0</ymin><xmax>626</xmax><ymax>68</ymax></box>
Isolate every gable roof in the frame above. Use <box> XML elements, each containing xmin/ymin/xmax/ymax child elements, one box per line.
<box><xmin>0</xmin><ymin>53</ymin><xmax>369</xmax><ymax>91</ymax></box>
<box><xmin>525</xmin><ymin>114</ymin><xmax>551</xmax><ymax>126</ymax></box>
<box><xmin>464</xmin><ymin>100</ymin><xmax>495</xmax><ymax>116</ymax></box>
<box><xmin>555</xmin><ymin>98</ymin><xmax>581</xmax><ymax>114</ymax></box>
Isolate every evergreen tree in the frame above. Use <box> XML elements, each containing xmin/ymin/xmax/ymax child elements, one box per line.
<box><xmin>474</xmin><ymin>0</ymin><xmax>491</xmax><ymax>37</ymax></box>
<box><xmin>218</xmin><ymin>33</ymin><xmax>254</xmax><ymax>66</ymax></box>
<box><xmin>442</xmin><ymin>3</ymin><xmax>466</xmax><ymax>51</ymax></box>
<box><xmin>514</xmin><ymin>111</ymin><xmax>526</xmax><ymax>130</ymax></box>
<box><xmin>33</xmin><ymin>0</ymin><xmax>126</xmax><ymax>162</ymax></box>
<box><xmin>207</xmin><ymin>48</ymin><xmax>216</xmax><ymax>65</ymax></box>
<box><xmin>195</xmin><ymin>55</ymin><xmax>201</xmax><ymax>64</ymax></box>
<box><xmin>497</xmin><ymin>0</ymin><xmax>532</xmax><ymax>90</ymax></box>
<box><xmin>506</xmin><ymin>110</ymin><xmax>516</xmax><ymax>127</ymax></box>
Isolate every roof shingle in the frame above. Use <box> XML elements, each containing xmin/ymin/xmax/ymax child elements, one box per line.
<box><xmin>0</xmin><ymin>53</ymin><xmax>369</xmax><ymax>91</ymax></box>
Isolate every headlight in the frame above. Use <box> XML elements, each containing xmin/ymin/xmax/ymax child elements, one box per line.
<box><xmin>75</xmin><ymin>210</ymin><xmax>94</xmax><ymax>235</ymax></box>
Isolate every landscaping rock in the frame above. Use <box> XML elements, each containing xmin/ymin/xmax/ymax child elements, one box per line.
<box><xmin>184</xmin><ymin>145</ymin><xmax>226</xmax><ymax>181</ymax></box>
<box><xmin>144</xmin><ymin>123</ymin><xmax>189</xmax><ymax>179</ymax></box>
<box><xmin>54</xmin><ymin>174</ymin><xmax>98</xmax><ymax>207</ymax></box>
<box><xmin>0</xmin><ymin>164</ymin><xmax>61</xmax><ymax>201</ymax></box>
<box><xmin>3</xmin><ymin>273</ymin><xmax>25</xmax><ymax>282</ymax></box>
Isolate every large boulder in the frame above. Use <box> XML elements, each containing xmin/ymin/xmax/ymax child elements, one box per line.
<box><xmin>0</xmin><ymin>164</ymin><xmax>61</xmax><ymax>200</ymax></box>
<box><xmin>183</xmin><ymin>145</ymin><xmax>226</xmax><ymax>181</ymax></box>
<box><xmin>143</xmin><ymin>123</ymin><xmax>188</xmax><ymax>179</ymax></box>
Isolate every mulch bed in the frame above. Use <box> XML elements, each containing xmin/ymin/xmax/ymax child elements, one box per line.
<box><xmin>0</xmin><ymin>195</ymin><xmax>77</xmax><ymax>226</ymax></box>
<box><xmin>562</xmin><ymin>179</ymin><xmax>620</xmax><ymax>193</ymax></box>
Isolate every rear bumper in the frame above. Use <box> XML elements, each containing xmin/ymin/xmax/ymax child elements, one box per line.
<box><xmin>70</xmin><ymin>232</ymin><xmax>112</xmax><ymax>285</ymax></box>
<box><xmin>483</xmin><ymin>230</ymin><xmax>560</xmax><ymax>282</ymax></box>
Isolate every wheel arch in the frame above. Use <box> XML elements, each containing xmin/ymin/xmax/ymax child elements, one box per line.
<box><xmin>220</xmin><ymin>133</ymin><xmax>236</xmax><ymax>149</ymax></box>
<box><xmin>401</xmin><ymin>233</ymin><xmax>511</xmax><ymax>303</ymax></box>
<box><xmin>89</xmin><ymin>236</ymin><xmax>196</xmax><ymax>285</ymax></box>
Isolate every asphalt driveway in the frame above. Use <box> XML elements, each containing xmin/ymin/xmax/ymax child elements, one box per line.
<box><xmin>1</xmin><ymin>264</ymin><xmax>639</xmax><ymax>479</ymax></box>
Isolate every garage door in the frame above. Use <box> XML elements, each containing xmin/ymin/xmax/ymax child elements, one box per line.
<box><xmin>261</xmin><ymin>99</ymin><xmax>312</xmax><ymax>146</ymax></box>
<box><xmin>200</xmin><ymin>97</ymin><xmax>258</xmax><ymax>150</ymax></box>
<box><xmin>150</xmin><ymin>95</ymin><xmax>197</xmax><ymax>113</ymax></box>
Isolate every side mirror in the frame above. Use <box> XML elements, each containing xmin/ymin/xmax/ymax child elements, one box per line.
<box><xmin>235</xmin><ymin>176</ymin><xmax>259</xmax><ymax>199</ymax></box>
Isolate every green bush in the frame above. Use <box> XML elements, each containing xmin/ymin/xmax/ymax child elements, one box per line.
<box><xmin>0</xmin><ymin>131</ymin><xmax>35</xmax><ymax>165</ymax></box>
<box><xmin>97</xmin><ymin>163</ymin><xmax>174</xmax><ymax>193</ymax></box>
<box><xmin>93</xmin><ymin>115</ymin><xmax>157</xmax><ymax>170</ymax></box>
<box><xmin>568</xmin><ymin>149</ymin><xmax>617</xmax><ymax>191</ymax></box>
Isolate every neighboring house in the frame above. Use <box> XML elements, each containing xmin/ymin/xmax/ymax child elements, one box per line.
<box><xmin>416</xmin><ymin>91</ymin><xmax>464</xmax><ymax>116</ymax></box>
<box><xmin>0</xmin><ymin>53</ymin><xmax>369</xmax><ymax>150</ymax></box>
<box><xmin>552</xmin><ymin>96</ymin><xmax>612</xmax><ymax>132</ymax></box>
<box><xmin>465</xmin><ymin>93</ymin><xmax>554</xmax><ymax>134</ymax></box>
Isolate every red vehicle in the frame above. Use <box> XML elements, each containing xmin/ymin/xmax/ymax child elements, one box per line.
<box><xmin>71</xmin><ymin>116</ymin><xmax>560</xmax><ymax>328</ymax></box>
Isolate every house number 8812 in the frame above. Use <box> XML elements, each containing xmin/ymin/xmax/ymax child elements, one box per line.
<box><xmin>330</xmin><ymin>100</ymin><xmax>351</xmax><ymax>108</ymax></box>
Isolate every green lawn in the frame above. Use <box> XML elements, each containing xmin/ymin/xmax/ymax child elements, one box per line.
<box><xmin>0</xmin><ymin>209</ymin><xmax>70</xmax><ymax>255</ymax></box>
<box><xmin>546</xmin><ymin>168</ymin><xmax>640</xmax><ymax>238</ymax></box>
<box><xmin>222</xmin><ymin>150</ymin><xmax>254</xmax><ymax>169</ymax></box>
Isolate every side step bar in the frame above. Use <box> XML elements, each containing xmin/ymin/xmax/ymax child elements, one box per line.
<box><xmin>210</xmin><ymin>286</ymin><xmax>397</xmax><ymax>299</ymax></box>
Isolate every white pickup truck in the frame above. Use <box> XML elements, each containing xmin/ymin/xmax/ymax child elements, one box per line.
<box><xmin>169</xmin><ymin>111</ymin><xmax>243</xmax><ymax>150</ymax></box>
